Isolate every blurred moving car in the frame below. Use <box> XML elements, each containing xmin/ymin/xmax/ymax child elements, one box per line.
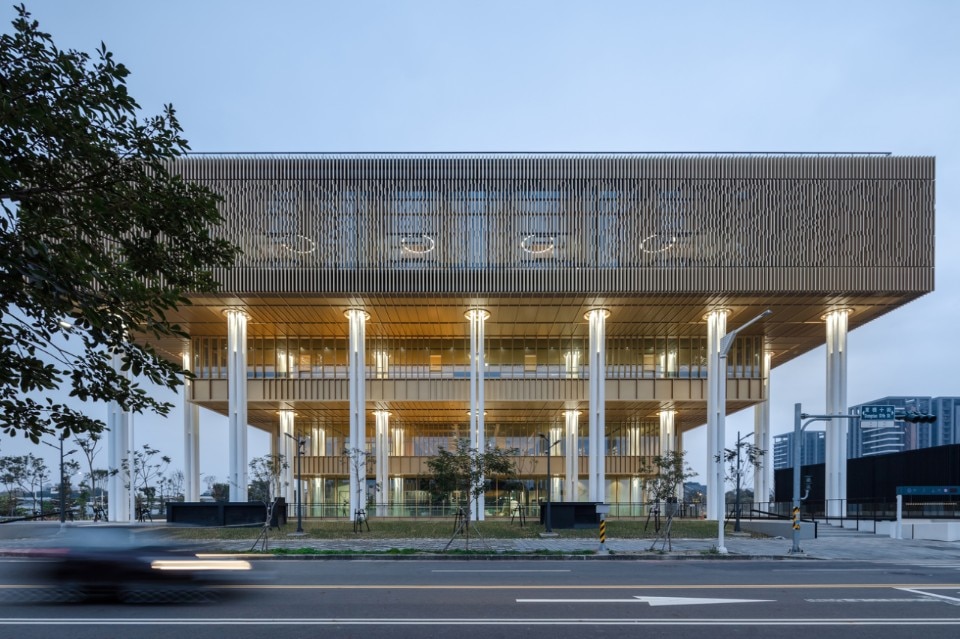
<box><xmin>8</xmin><ymin>526</ymin><xmax>261</xmax><ymax>603</ymax></box>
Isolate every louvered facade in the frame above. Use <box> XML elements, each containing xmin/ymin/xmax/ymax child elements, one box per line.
<box><xmin>160</xmin><ymin>153</ymin><xmax>934</xmax><ymax>516</ymax></box>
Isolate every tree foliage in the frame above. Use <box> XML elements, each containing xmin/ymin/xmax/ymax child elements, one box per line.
<box><xmin>249</xmin><ymin>453</ymin><xmax>288</xmax><ymax>503</ymax></box>
<box><xmin>426</xmin><ymin>438</ymin><xmax>518</xmax><ymax>522</ymax></box>
<box><xmin>641</xmin><ymin>450</ymin><xmax>697</xmax><ymax>551</ymax></box>
<box><xmin>0</xmin><ymin>5</ymin><xmax>239</xmax><ymax>441</ymax></box>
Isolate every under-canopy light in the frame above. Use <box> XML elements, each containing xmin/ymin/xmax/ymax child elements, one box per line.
<box><xmin>639</xmin><ymin>233</ymin><xmax>677</xmax><ymax>253</ymax></box>
<box><xmin>521</xmin><ymin>234</ymin><xmax>555</xmax><ymax>254</ymax></box>
<box><xmin>401</xmin><ymin>234</ymin><xmax>436</xmax><ymax>254</ymax></box>
<box><xmin>280</xmin><ymin>234</ymin><xmax>317</xmax><ymax>255</ymax></box>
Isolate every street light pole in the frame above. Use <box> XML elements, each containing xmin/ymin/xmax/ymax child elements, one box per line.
<box><xmin>284</xmin><ymin>432</ymin><xmax>305</xmax><ymax>534</ymax></box>
<box><xmin>715</xmin><ymin>309</ymin><xmax>771</xmax><ymax>554</ymax></box>
<box><xmin>537</xmin><ymin>434</ymin><xmax>562</xmax><ymax>534</ymax></box>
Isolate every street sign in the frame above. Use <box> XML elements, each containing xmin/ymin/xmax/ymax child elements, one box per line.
<box><xmin>896</xmin><ymin>486</ymin><xmax>960</xmax><ymax>496</ymax></box>
<box><xmin>861</xmin><ymin>405</ymin><xmax>896</xmax><ymax>420</ymax></box>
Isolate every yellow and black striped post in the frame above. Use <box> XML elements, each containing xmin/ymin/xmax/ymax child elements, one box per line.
<box><xmin>792</xmin><ymin>506</ymin><xmax>801</xmax><ymax>530</ymax></box>
<box><xmin>598</xmin><ymin>517</ymin><xmax>608</xmax><ymax>554</ymax></box>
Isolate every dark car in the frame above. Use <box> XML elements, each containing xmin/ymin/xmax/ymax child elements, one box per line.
<box><xmin>8</xmin><ymin>525</ymin><xmax>259</xmax><ymax>603</ymax></box>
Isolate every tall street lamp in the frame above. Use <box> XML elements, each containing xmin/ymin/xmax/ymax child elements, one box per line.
<box><xmin>41</xmin><ymin>436</ymin><xmax>76</xmax><ymax>525</ymax></box>
<box><xmin>715</xmin><ymin>309</ymin><xmax>771</xmax><ymax>554</ymax></box>
<box><xmin>537</xmin><ymin>433</ymin><xmax>562</xmax><ymax>534</ymax></box>
<box><xmin>283</xmin><ymin>432</ymin><xmax>306</xmax><ymax>534</ymax></box>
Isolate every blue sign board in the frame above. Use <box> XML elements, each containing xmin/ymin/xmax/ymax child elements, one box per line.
<box><xmin>896</xmin><ymin>486</ymin><xmax>960</xmax><ymax>496</ymax></box>
<box><xmin>861</xmin><ymin>405</ymin><xmax>896</xmax><ymax>420</ymax></box>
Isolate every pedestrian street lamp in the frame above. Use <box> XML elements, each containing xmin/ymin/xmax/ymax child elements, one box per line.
<box><xmin>283</xmin><ymin>432</ymin><xmax>307</xmax><ymax>534</ymax></box>
<box><xmin>715</xmin><ymin>309</ymin><xmax>771</xmax><ymax>554</ymax></box>
<box><xmin>41</xmin><ymin>436</ymin><xmax>77</xmax><ymax>525</ymax></box>
<box><xmin>537</xmin><ymin>433</ymin><xmax>562</xmax><ymax>534</ymax></box>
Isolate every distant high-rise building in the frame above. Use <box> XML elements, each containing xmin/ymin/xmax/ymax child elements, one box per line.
<box><xmin>848</xmin><ymin>396</ymin><xmax>959</xmax><ymax>458</ymax></box>
<box><xmin>773</xmin><ymin>431</ymin><xmax>826</xmax><ymax>470</ymax></box>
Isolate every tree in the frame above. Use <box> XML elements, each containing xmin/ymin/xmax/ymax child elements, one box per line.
<box><xmin>249</xmin><ymin>454</ymin><xmax>287</xmax><ymax>504</ymax></box>
<box><xmin>342</xmin><ymin>446</ymin><xmax>371</xmax><ymax>518</ymax></box>
<box><xmin>211</xmin><ymin>482</ymin><xmax>230</xmax><ymax>502</ymax></box>
<box><xmin>641</xmin><ymin>450</ymin><xmax>697</xmax><ymax>551</ymax></box>
<box><xmin>719</xmin><ymin>435</ymin><xmax>764</xmax><ymax>532</ymax></box>
<box><xmin>0</xmin><ymin>5</ymin><xmax>239</xmax><ymax>442</ymax></box>
<box><xmin>73</xmin><ymin>433</ymin><xmax>103</xmax><ymax>510</ymax></box>
<box><xmin>426</xmin><ymin>438</ymin><xmax>518</xmax><ymax>547</ymax></box>
<box><xmin>119</xmin><ymin>443</ymin><xmax>170</xmax><ymax>513</ymax></box>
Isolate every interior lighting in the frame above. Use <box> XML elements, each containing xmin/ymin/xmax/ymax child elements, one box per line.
<box><xmin>401</xmin><ymin>234</ymin><xmax>436</xmax><ymax>254</ymax></box>
<box><xmin>639</xmin><ymin>233</ymin><xmax>677</xmax><ymax>253</ymax></box>
<box><xmin>520</xmin><ymin>234</ymin><xmax>555</xmax><ymax>254</ymax></box>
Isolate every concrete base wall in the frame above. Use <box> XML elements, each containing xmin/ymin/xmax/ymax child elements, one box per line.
<box><xmin>877</xmin><ymin>519</ymin><xmax>960</xmax><ymax>541</ymax></box>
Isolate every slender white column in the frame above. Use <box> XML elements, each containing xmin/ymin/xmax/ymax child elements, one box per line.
<box><xmin>705</xmin><ymin>309</ymin><xmax>729</xmax><ymax>521</ymax></box>
<box><xmin>564</xmin><ymin>411</ymin><xmax>579</xmax><ymax>502</ymax></box>
<box><xmin>392</xmin><ymin>426</ymin><xmax>404</xmax><ymax>457</ymax></box>
<box><xmin>753</xmin><ymin>351</ymin><xmax>772</xmax><ymax>507</ymax></box>
<box><xmin>659</xmin><ymin>410</ymin><xmax>676</xmax><ymax>456</ymax></box>
<box><xmin>659</xmin><ymin>410</ymin><xmax>679</xmax><ymax>501</ymax></box>
<box><xmin>182</xmin><ymin>350</ymin><xmax>200</xmax><ymax>502</ymax></box>
<box><xmin>345</xmin><ymin>309</ymin><xmax>369</xmax><ymax>521</ymax></box>
<box><xmin>825</xmin><ymin>310</ymin><xmax>850</xmax><ymax>518</ymax></box>
<box><xmin>585</xmin><ymin>309</ymin><xmax>609</xmax><ymax>503</ymax></box>
<box><xmin>107</xmin><ymin>350</ymin><xmax>132</xmax><ymax>522</ymax></box>
<box><xmin>224</xmin><ymin>309</ymin><xmax>249</xmax><ymax>501</ymax></box>
<box><xmin>375</xmin><ymin>410</ymin><xmax>390</xmax><ymax>516</ymax></box>
<box><xmin>466</xmin><ymin>308</ymin><xmax>489</xmax><ymax>520</ymax></box>
<box><xmin>279</xmin><ymin>410</ymin><xmax>295</xmax><ymax>506</ymax></box>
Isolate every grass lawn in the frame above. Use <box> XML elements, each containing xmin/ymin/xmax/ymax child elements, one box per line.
<box><xmin>165</xmin><ymin>518</ymin><xmax>729</xmax><ymax>541</ymax></box>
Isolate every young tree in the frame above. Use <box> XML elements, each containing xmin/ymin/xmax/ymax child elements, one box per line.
<box><xmin>119</xmin><ymin>444</ymin><xmax>170</xmax><ymax>513</ymax></box>
<box><xmin>248</xmin><ymin>454</ymin><xmax>288</xmax><ymax>504</ymax></box>
<box><xmin>342</xmin><ymin>447</ymin><xmax>370</xmax><ymax>518</ymax></box>
<box><xmin>0</xmin><ymin>5</ymin><xmax>239</xmax><ymax>442</ymax></box>
<box><xmin>426</xmin><ymin>439</ymin><xmax>518</xmax><ymax>547</ymax></box>
<box><xmin>73</xmin><ymin>434</ymin><xmax>103</xmax><ymax>510</ymax></box>
<box><xmin>719</xmin><ymin>437</ymin><xmax>764</xmax><ymax>531</ymax></box>
<box><xmin>642</xmin><ymin>450</ymin><xmax>697</xmax><ymax>551</ymax></box>
<box><xmin>211</xmin><ymin>482</ymin><xmax>230</xmax><ymax>502</ymax></box>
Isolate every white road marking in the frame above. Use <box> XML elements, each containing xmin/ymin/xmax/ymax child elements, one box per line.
<box><xmin>897</xmin><ymin>587</ymin><xmax>960</xmax><ymax>605</ymax></box>
<box><xmin>432</xmin><ymin>569</ymin><xmax>571</xmax><ymax>573</ymax></box>
<box><xmin>517</xmin><ymin>595</ymin><xmax>773</xmax><ymax>606</ymax></box>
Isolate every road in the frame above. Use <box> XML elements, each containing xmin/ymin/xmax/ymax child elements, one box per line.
<box><xmin>3</xmin><ymin>557</ymin><xmax>960</xmax><ymax>637</ymax></box>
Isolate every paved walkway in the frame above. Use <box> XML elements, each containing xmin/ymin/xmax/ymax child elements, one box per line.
<box><xmin>3</xmin><ymin>522</ymin><xmax>959</xmax><ymax>562</ymax></box>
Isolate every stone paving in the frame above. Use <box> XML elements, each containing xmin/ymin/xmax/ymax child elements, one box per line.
<box><xmin>3</xmin><ymin>521</ymin><xmax>959</xmax><ymax>563</ymax></box>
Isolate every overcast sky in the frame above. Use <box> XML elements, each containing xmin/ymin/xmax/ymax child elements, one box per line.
<box><xmin>5</xmin><ymin>0</ymin><xmax>958</xmax><ymax>486</ymax></box>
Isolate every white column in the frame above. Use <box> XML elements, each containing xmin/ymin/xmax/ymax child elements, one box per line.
<box><xmin>107</xmin><ymin>350</ymin><xmax>132</xmax><ymax>521</ymax></box>
<box><xmin>466</xmin><ymin>308</ymin><xmax>489</xmax><ymax>520</ymax></box>
<box><xmin>345</xmin><ymin>309</ymin><xmax>369</xmax><ymax>521</ymax></box>
<box><xmin>225</xmin><ymin>309</ymin><xmax>249</xmax><ymax>501</ymax></box>
<box><xmin>585</xmin><ymin>309</ymin><xmax>609</xmax><ymax>503</ymax></box>
<box><xmin>706</xmin><ymin>309</ymin><xmax>729</xmax><ymax>521</ymax></box>
<box><xmin>375</xmin><ymin>410</ymin><xmax>390</xmax><ymax>517</ymax></box>
<box><xmin>279</xmin><ymin>410</ymin><xmax>295</xmax><ymax>506</ymax></box>
<box><xmin>182</xmin><ymin>350</ymin><xmax>200</xmax><ymax>502</ymax></box>
<box><xmin>564</xmin><ymin>411</ymin><xmax>579</xmax><ymax>502</ymax></box>
<box><xmin>659</xmin><ymin>410</ymin><xmax>676</xmax><ymax>457</ymax></box>
<box><xmin>659</xmin><ymin>409</ymin><xmax>679</xmax><ymax>501</ymax></box>
<box><xmin>754</xmin><ymin>351</ymin><xmax>772</xmax><ymax>507</ymax></box>
<box><xmin>825</xmin><ymin>310</ymin><xmax>850</xmax><ymax>518</ymax></box>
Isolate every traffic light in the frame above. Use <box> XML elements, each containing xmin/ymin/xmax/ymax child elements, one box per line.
<box><xmin>898</xmin><ymin>411</ymin><xmax>937</xmax><ymax>423</ymax></box>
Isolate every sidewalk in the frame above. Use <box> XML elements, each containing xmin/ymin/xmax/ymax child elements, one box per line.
<box><xmin>3</xmin><ymin>522</ymin><xmax>959</xmax><ymax>562</ymax></box>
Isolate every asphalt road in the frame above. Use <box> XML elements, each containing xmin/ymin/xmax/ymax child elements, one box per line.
<box><xmin>3</xmin><ymin>558</ymin><xmax>960</xmax><ymax>638</ymax></box>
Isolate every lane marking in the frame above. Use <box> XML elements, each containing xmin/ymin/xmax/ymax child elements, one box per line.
<box><xmin>805</xmin><ymin>598</ymin><xmax>938</xmax><ymax>603</ymax></box>
<box><xmin>898</xmin><ymin>588</ymin><xmax>960</xmax><ymax>605</ymax></box>
<box><xmin>1</xmin><ymin>618</ymin><xmax>960</xmax><ymax>626</ymax></box>
<box><xmin>518</xmin><ymin>596</ymin><xmax>773</xmax><ymax>606</ymax></box>
<box><xmin>431</xmin><ymin>570</ymin><xmax>572</xmax><ymax>573</ymax></box>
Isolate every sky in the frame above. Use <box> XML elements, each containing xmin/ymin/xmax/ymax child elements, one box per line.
<box><xmin>4</xmin><ymin>0</ymin><xmax>959</xmax><ymax>488</ymax></box>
